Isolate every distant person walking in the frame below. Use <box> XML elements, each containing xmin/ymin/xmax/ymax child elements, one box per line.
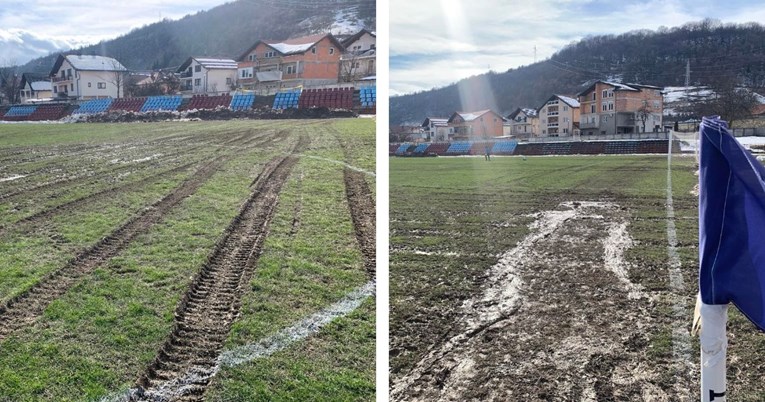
<box><xmin>484</xmin><ymin>144</ymin><xmax>491</xmax><ymax>161</ymax></box>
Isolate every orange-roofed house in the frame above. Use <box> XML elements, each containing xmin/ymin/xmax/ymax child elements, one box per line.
<box><xmin>447</xmin><ymin>110</ymin><xmax>506</xmax><ymax>140</ymax></box>
<box><xmin>237</xmin><ymin>33</ymin><xmax>344</xmax><ymax>94</ymax></box>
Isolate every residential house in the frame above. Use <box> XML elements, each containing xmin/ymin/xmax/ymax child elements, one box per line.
<box><xmin>19</xmin><ymin>73</ymin><xmax>52</xmax><ymax>103</ymax></box>
<box><xmin>237</xmin><ymin>33</ymin><xmax>344</xmax><ymax>94</ymax></box>
<box><xmin>421</xmin><ymin>117</ymin><xmax>451</xmax><ymax>142</ymax></box>
<box><xmin>506</xmin><ymin>107</ymin><xmax>539</xmax><ymax>137</ymax></box>
<box><xmin>537</xmin><ymin>95</ymin><xmax>580</xmax><ymax>136</ymax></box>
<box><xmin>177</xmin><ymin>57</ymin><xmax>237</xmax><ymax>94</ymax></box>
<box><xmin>577</xmin><ymin>81</ymin><xmax>663</xmax><ymax>135</ymax></box>
<box><xmin>339</xmin><ymin>29</ymin><xmax>376</xmax><ymax>84</ymax></box>
<box><xmin>447</xmin><ymin>110</ymin><xmax>506</xmax><ymax>140</ymax></box>
<box><xmin>49</xmin><ymin>54</ymin><xmax>127</xmax><ymax>99</ymax></box>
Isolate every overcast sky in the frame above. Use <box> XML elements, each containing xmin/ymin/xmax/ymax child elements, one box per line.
<box><xmin>390</xmin><ymin>0</ymin><xmax>765</xmax><ymax>96</ymax></box>
<box><xmin>0</xmin><ymin>1</ymin><xmax>230</xmax><ymax>65</ymax></box>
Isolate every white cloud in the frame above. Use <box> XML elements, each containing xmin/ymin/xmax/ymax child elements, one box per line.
<box><xmin>391</xmin><ymin>0</ymin><xmax>765</xmax><ymax>95</ymax></box>
<box><xmin>0</xmin><ymin>1</ymin><xmax>230</xmax><ymax>64</ymax></box>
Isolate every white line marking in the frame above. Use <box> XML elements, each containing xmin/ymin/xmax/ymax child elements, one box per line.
<box><xmin>96</xmin><ymin>281</ymin><xmax>375</xmax><ymax>402</ymax></box>
<box><xmin>666</xmin><ymin>146</ymin><xmax>693</xmax><ymax>400</ymax></box>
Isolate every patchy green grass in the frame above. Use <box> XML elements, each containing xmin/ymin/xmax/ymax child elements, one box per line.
<box><xmin>390</xmin><ymin>154</ymin><xmax>765</xmax><ymax>400</ymax></box>
<box><xmin>206</xmin><ymin>119</ymin><xmax>376</xmax><ymax>401</ymax></box>
<box><xmin>0</xmin><ymin>119</ymin><xmax>374</xmax><ymax>401</ymax></box>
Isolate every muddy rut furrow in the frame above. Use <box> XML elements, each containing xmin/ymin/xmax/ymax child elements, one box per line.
<box><xmin>0</xmin><ymin>157</ymin><xmax>227</xmax><ymax>342</ymax></box>
<box><xmin>0</xmin><ymin>129</ymin><xmax>262</xmax><ymax>203</ymax></box>
<box><xmin>132</xmin><ymin>136</ymin><xmax>308</xmax><ymax>401</ymax></box>
<box><xmin>391</xmin><ymin>202</ymin><xmax>674</xmax><ymax>401</ymax></box>
<box><xmin>343</xmin><ymin>169</ymin><xmax>376</xmax><ymax>279</ymax></box>
<box><xmin>0</xmin><ymin>160</ymin><xmax>200</xmax><ymax>236</ymax></box>
<box><xmin>0</xmin><ymin>145</ymin><xmax>205</xmax><ymax>202</ymax></box>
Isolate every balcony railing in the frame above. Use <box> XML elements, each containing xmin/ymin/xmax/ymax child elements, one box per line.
<box><xmin>180</xmin><ymin>71</ymin><xmax>192</xmax><ymax>78</ymax></box>
<box><xmin>52</xmin><ymin>76</ymin><xmax>72</xmax><ymax>83</ymax></box>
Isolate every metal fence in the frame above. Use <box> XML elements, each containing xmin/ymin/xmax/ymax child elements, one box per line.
<box><xmin>526</xmin><ymin>132</ymin><xmax>670</xmax><ymax>143</ymax></box>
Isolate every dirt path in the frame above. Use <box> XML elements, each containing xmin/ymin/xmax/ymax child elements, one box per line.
<box><xmin>343</xmin><ymin>169</ymin><xmax>376</xmax><ymax>279</ymax></box>
<box><xmin>130</xmin><ymin>137</ymin><xmax>308</xmax><ymax>401</ymax></box>
<box><xmin>391</xmin><ymin>201</ymin><xmax>670</xmax><ymax>401</ymax></box>
<box><xmin>0</xmin><ymin>157</ymin><xmax>227</xmax><ymax>341</ymax></box>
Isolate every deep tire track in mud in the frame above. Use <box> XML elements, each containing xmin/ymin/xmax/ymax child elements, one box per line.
<box><xmin>343</xmin><ymin>169</ymin><xmax>376</xmax><ymax>279</ymax></box>
<box><xmin>1</xmin><ymin>130</ymin><xmax>276</xmax><ymax>231</ymax></box>
<box><xmin>391</xmin><ymin>202</ymin><xmax>675</xmax><ymax>402</ymax></box>
<box><xmin>0</xmin><ymin>157</ymin><xmax>227</xmax><ymax>341</ymax></box>
<box><xmin>131</xmin><ymin>136</ymin><xmax>309</xmax><ymax>401</ymax></box>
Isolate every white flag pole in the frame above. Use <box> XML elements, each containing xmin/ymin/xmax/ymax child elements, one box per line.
<box><xmin>698</xmin><ymin>295</ymin><xmax>729</xmax><ymax>402</ymax></box>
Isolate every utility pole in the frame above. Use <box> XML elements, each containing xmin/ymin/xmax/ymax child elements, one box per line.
<box><xmin>685</xmin><ymin>59</ymin><xmax>691</xmax><ymax>87</ymax></box>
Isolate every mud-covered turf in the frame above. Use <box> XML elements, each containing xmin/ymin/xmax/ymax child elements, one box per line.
<box><xmin>389</xmin><ymin>155</ymin><xmax>765</xmax><ymax>401</ymax></box>
<box><xmin>0</xmin><ymin>119</ymin><xmax>374</xmax><ymax>401</ymax></box>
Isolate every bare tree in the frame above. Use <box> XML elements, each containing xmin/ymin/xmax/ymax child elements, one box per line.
<box><xmin>106</xmin><ymin>59</ymin><xmax>128</xmax><ymax>98</ymax></box>
<box><xmin>0</xmin><ymin>59</ymin><xmax>21</xmax><ymax>105</ymax></box>
<box><xmin>694</xmin><ymin>75</ymin><xmax>759</xmax><ymax>127</ymax></box>
<box><xmin>636</xmin><ymin>102</ymin><xmax>653</xmax><ymax>133</ymax></box>
<box><xmin>339</xmin><ymin>53</ymin><xmax>361</xmax><ymax>83</ymax></box>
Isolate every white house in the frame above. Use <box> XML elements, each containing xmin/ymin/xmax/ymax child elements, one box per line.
<box><xmin>49</xmin><ymin>54</ymin><xmax>128</xmax><ymax>99</ymax></box>
<box><xmin>177</xmin><ymin>57</ymin><xmax>237</xmax><ymax>94</ymax></box>
<box><xmin>339</xmin><ymin>29</ymin><xmax>376</xmax><ymax>83</ymax></box>
<box><xmin>19</xmin><ymin>73</ymin><xmax>53</xmax><ymax>103</ymax></box>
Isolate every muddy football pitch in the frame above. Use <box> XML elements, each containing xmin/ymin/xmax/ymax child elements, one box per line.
<box><xmin>390</xmin><ymin>155</ymin><xmax>765</xmax><ymax>401</ymax></box>
<box><xmin>0</xmin><ymin>119</ymin><xmax>374</xmax><ymax>401</ymax></box>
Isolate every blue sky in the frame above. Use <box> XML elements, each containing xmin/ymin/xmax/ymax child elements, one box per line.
<box><xmin>390</xmin><ymin>0</ymin><xmax>765</xmax><ymax>95</ymax></box>
<box><xmin>0</xmin><ymin>1</ymin><xmax>230</xmax><ymax>65</ymax></box>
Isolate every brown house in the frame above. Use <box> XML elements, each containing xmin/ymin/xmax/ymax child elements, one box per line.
<box><xmin>237</xmin><ymin>33</ymin><xmax>344</xmax><ymax>94</ymax></box>
<box><xmin>506</xmin><ymin>107</ymin><xmax>539</xmax><ymax>137</ymax></box>
<box><xmin>447</xmin><ymin>110</ymin><xmax>506</xmax><ymax>140</ymax></box>
<box><xmin>577</xmin><ymin>81</ymin><xmax>663</xmax><ymax>135</ymax></box>
<box><xmin>537</xmin><ymin>95</ymin><xmax>580</xmax><ymax>136</ymax></box>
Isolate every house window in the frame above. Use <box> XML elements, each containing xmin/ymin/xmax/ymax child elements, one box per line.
<box><xmin>264</xmin><ymin>51</ymin><xmax>276</xmax><ymax>58</ymax></box>
<box><xmin>226</xmin><ymin>77</ymin><xmax>232</xmax><ymax>85</ymax></box>
<box><xmin>592</xmin><ymin>93</ymin><xmax>596</xmax><ymax>100</ymax></box>
<box><xmin>248</xmin><ymin>54</ymin><xmax>255</xmax><ymax>61</ymax></box>
<box><xmin>70</xmin><ymin>83</ymin><xmax>74</xmax><ymax>91</ymax></box>
<box><xmin>602</xmin><ymin>90</ymin><xmax>607</xmax><ymax>98</ymax></box>
<box><xmin>97</xmin><ymin>82</ymin><xmax>106</xmax><ymax>89</ymax></box>
<box><xmin>195</xmin><ymin>65</ymin><xmax>201</xmax><ymax>72</ymax></box>
<box><xmin>563</xmin><ymin>106</ymin><xmax>568</xmax><ymax>111</ymax></box>
<box><xmin>590</xmin><ymin>105</ymin><xmax>595</xmax><ymax>113</ymax></box>
<box><xmin>67</xmin><ymin>68</ymin><xmax>72</xmax><ymax>77</ymax></box>
<box><xmin>311</xmin><ymin>47</ymin><xmax>316</xmax><ymax>54</ymax></box>
<box><xmin>88</xmin><ymin>82</ymin><xmax>91</xmax><ymax>87</ymax></box>
<box><xmin>563</xmin><ymin>128</ymin><xmax>569</xmax><ymax>134</ymax></box>
<box><xmin>564</xmin><ymin>117</ymin><xmax>569</xmax><ymax>122</ymax></box>
<box><xmin>194</xmin><ymin>78</ymin><xmax>201</xmax><ymax>86</ymax></box>
<box><xmin>608</xmin><ymin>103</ymin><xmax>614</xmax><ymax>111</ymax></box>
<box><xmin>329</xmin><ymin>47</ymin><xmax>334</xmax><ymax>55</ymax></box>
<box><xmin>602</xmin><ymin>104</ymin><xmax>607</xmax><ymax>111</ymax></box>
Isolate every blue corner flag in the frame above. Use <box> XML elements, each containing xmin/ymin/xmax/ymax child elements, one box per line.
<box><xmin>699</xmin><ymin>115</ymin><xmax>765</xmax><ymax>332</ymax></box>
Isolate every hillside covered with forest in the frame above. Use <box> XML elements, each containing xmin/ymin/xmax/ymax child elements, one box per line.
<box><xmin>20</xmin><ymin>0</ymin><xmax>375</xmax><ymax>74</ymax></box>
<box><xmin>390</xmin><ymin>19</ymin><xmax>765</xmax><ymax>125</ymax></box>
